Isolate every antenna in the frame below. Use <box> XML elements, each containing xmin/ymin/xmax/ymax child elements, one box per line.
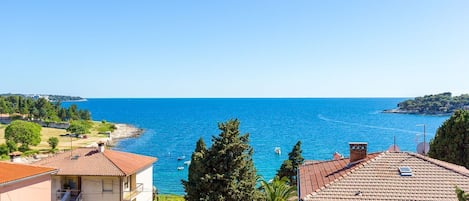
<box><xmin>70</xmin><ymin>135</ymin><xmax>73</xmax><ymax>159</ymax></box>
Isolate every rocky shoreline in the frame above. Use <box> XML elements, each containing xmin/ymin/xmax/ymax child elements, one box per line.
<box><xmin>111</xmin><ymin>123</ymin><xmax>144</xmax><ymax>139</ymax></box>
<box><xmin>382</xmin><ymin>108</ymin><xmax>452</xmax><ymax>115</ymax></box>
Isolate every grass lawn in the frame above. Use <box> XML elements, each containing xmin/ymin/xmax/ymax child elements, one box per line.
<box><xmin>0</xmin><ymin>122</ymin><xmax>111</xmax><ymax>151</ymax></box>
<box><xmin>156</xmin><ymin>194</ymin><xmax>185</xmax><ymax>201</ymax></box>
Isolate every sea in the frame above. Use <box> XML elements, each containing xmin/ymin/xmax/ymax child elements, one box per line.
<box><xmin>63</xmin><ymin>98</ymin><xmax>449</xmax><ymax>195</ymax></box>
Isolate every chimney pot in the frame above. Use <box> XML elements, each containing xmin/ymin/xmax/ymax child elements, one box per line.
<box><xmin>98</xmin><ymin>141</ymin><xmax>105</xmax><ymax>152</ymax></box>
<box><xmin>9</xmin><ymin>151</ymin><xmax>22</xmax><ymax>163</ymax></box>
<box><xmin>349</xmin><ymin>142</ymin><xmax>367</xmax><ymax>163</ymax></box>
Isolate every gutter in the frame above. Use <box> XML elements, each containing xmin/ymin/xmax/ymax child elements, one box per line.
<box><xmin>0</xmin><ymin>169</ymin><xmax>59</xmax><ymax>187</ymax></box>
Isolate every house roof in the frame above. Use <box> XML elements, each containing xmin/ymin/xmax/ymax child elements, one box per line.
<box><xmin>0</xmin><ymin>162</ymin><xmax>57</xmax><ymax>185</ymax></box>
<box><xmin>299</xmin><ymin>152</ymin><xmax>382</xmax><ymax>197</ymax></box>
<box><xmin>33</xmin><ymin>148</ymin><xmax>157</xmax><ymax>176</ymax></box>
<box><xmin>299</xmin><ymin>152</ymin><xmax>469</xmax><ymax>201</ymax></box>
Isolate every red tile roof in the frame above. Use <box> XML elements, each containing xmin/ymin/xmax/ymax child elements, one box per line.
<box><xmin>299</xmin><ymin>152</ymin><xmax>469</xmax><ymax>201</ymax></box>
<box><xmin>299</xmin><ymin>152</ymin><xmax>381</xmax><ymax>198</ymax></box>
<box><xmin>34</xmin><ymin>148</ymin><xmax>157</xmax><ymax>176</ymax></box>
<box><xmin>0</xmin><ymin>162</ymin><xmax>57</xmax><ymax>185</ymax></box>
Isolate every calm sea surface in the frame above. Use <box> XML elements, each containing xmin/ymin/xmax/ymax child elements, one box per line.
<box><xmin>64</xmin><ymin>98</ymin><xmax>448</xmax><ymax>194</ymax></box>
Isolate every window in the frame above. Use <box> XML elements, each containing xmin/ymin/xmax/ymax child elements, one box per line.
<box><xmin>102</xmin><ymin>179</ymin><xmax>113</xmax><ymax>192</ymax></box>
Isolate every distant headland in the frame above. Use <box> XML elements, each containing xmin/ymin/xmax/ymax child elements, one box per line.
<box><xmin>0</xmin><ymin>93</ymin><xmax>86</xmax><ymax>102</ymax></box>
<box><xmin>383</xmin><ymin>92</ymin><xmax>469</xmax><ymax>115</ymax></box>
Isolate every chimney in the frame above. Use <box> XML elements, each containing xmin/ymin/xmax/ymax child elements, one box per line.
<box><xmin>9</xmin><ymin>151</ymin><xmax>22</xmax><ymax>163</ymax></box>
<box><xmin>98</xmin><ymin>141</ymin><xmax>105</xmax><ymax>152</ymax></box>
<box><xmin>349</xmin><ymin>142</ymin><xmax>367</xmax><ymax>163</ymax></box>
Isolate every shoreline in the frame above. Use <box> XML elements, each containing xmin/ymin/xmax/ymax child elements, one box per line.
<box><xmin>382</xmin><ymin>108</ymin><xmax>453</xmax><ymax>116</ymax></box>
<box><xmin>110</xmin><ymin>123</ymin><xmax>144</xmax><ymax>141</ymax></box>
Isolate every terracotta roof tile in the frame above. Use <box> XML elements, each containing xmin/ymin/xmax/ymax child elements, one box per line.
<box><xmin>299</xmin><ymin>152</ymin><xmax>469</xmax><ymax>201</ymax></box>
<box><xmin>299</xmin><ymin>152</ymin><xmax>381</xmax><ymax>197</ymax></box>
<box><xmin>0</xmin><ymin>162</ymin><xmax>57</xmax><ymax>184</ymax></box>
<box><xmin>34</xmin><ymin>148</ymin><xmax>157</xmax><ymax>176</ymax></box>
<box><xmin>104</xmin><ymin>150</ymin><xmax>157</xmax><ymax>175</ymax></box>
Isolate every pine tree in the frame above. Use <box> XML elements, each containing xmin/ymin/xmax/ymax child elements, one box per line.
<box><xmin>182</xmin><ymin>138</ymin><xmax>208</xmax><ymax>201</ymax></box>
<box><xmin>276</xmin><ymin>141</ymin><xmax>304</xmax><ymax>185</ymax></box>
<box><xmin>428</xmin><ymin>110</ymin><xmax>469</xmax><ymax>168</ymax></box>
<box><xmin>183</xmin><ymin>119</ymin><xmax>261</xmax><ymax>201</ymax></box>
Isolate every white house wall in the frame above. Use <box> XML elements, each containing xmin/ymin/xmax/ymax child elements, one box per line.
<box><xmin>81</xmin><ymin>176</ymin><xmax>120</xmax><ymax>201</ymax></box>
<box><xmin>135</xmin><ymin>165</ymin><xmax>153</xmax><ymax>201</ymax></box>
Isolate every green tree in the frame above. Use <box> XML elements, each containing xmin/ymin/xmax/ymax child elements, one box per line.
<box><xmin>6</xmin><ymin>140</ymin><xmax>18</xmax><ymax>152</ymax></box>
<box><xmin>260</xmin><ymin>176</ymin><xmax>297</xmax><ymax>201</ymax></box>
<box><xmin>182</xmin><ymin>138</ymin><xmax>208</xmax><ymax>201</ymax></box>
<box><xmin>276</xmin><ymin>141</ymin><xmax>304</xmax><ymax>186</ymax></box>
<box><xmin>4</xmin><ymin>120</ymin><xmax>42</xmax><ymax>151</ymax></box>
<box><xmin>0</xmin><ymin>144</ymin><xmax>9</xmax><ymax>156</ymax></box>
<box><xmin>184</xmin><ymin>119</ymin><xmax>261</xmax><ymax>201</ymax></box>
<box><xmin>47</xmin><ymin>137</ymin><xmax>59</xmax><ymax>150</ymax></box>
<box><xmin>67</xmin><ymin>120</ymin><xmax>92</xmax><ymax>134</ymax></box>
<box><xmin>456</xmin><ymin>186</ymin><xmax>469</xmax><ymax>201</ymax></box>
<box><xmin>428</xmin><ymin>110</ymin><xmax>469</xmax><ymax>168</ymax></box>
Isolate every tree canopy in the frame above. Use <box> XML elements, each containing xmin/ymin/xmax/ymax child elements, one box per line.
<box><xmin>428</xmin><ymin>110</ymin><xmax>469</xmax><ymax>168</ymax></box>
<box><xmin>182</xmin><ymin>138</ymin><xmax>208</xmax><ymax>201</ymax></box>
<box><xmin>394</xmin><ymin>92</ymin><xmax>469</xmax><ymax>114</ymax></box>
<box><xmin>260</xmin><ymin>176</ymin><xmax>297</xmax><ymax>201</ymax></box>
<box><xmin>277</xmin><ymin>141</ymin><xmax>304</xmax><ymax>186</ymax></box>
<box><xmin>0</xmin><ymin>95</ymin><xmax>91</xmax><ymax>122</ymax></box>
<box><xmin>4</xmin><ymin>120</ymin><xmax>42</xmax><ymax>151</ymax></box>
<box><xmin>66</xmin><ymin>120</ymin><xmax>92</xmax><ymax>134</ymax></box>
<box><xmin>182</xmin><ymin>119</ymin><xmax>261</xmax><ymax>201</ymax></box>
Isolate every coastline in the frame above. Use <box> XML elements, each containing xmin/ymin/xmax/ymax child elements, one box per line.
<box><xmin>111</xmin><ymin>123</ymin><xmax>144</xmax><ymax>140</ymax></box>
<box><xmin>382</xmin><ymin>108</ymin><xmax>453</xmax><ymax>116</ymax></box>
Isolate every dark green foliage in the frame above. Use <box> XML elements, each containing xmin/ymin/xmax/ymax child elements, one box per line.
<box><xmin>5</xmin><ymin>120</ymin><xmax>42</xmax><ymax>151</ymax></box>
<box><xmin>260</xmin><ymin>176</ymin><xmax>297</xmax><ymax>201</ymax></box>
<box><xmin>6</xmin><ymin>140</ymin><xmax>18</xmax><ymax>152</ymax></box>
<box><xmin>456</xmin><ymin>186</ymin><xmax>469</xmax><ymax>201</ymax></box>
<box><xmin>67</xmin><ymin>120</ymin><xmax>92</xmax><ymax>134</ymax></box>
<box><xmin>0</xmin><ymin>144</ymin><xmax>9</xmax><ymax>156</ymax></box>
<box><xmin>182</xmin><ymin>138</ymin><xmax>208</xmax><ymax>200</ymax></box>
<box><xmin>0</xmin><ymin>95</ymin><xmax>91</xmax><ymax>122</ymax></box>
<box><xmin>277</xmin><ymin>141</ymin><xmax>304</xmax><ymax>186</ymax></box>
<box><xmin>183</xmin><ymin>119</ymin><xmax>261</xmax><ymax>201</ymax></box>
<box><xmin>48</xmin><ymin>137</ymin><xmax>59</xmax><ymax>150</ymax></box>
<box><xmin>428</xmin><ymin>110</ymin><xmax>469</xmax><ymax>168</ymax></box>
<box><xmin>397</xmin><ymin>92</ymin><xmax>469</xmax><ymax>114</ymax></box>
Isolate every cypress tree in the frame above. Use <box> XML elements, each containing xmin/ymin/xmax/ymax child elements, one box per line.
<box><xmin>428</xmin><ymin>110</ymin><xmax>469</xmax><ymax>168</ymax></box>
<box><xmin>276</xmin><ymin>141</ymin><xmax>304</xmax><ymax>185</ymax></box>
<box><xmin>184</xmin><ymin>119</ymin><xmax>261</xmax><ymax>201</ymax></box>
<box><xmin>182</xmin><ymin>138</ymin><xmax>208</xmax><ymax>201</ymax></box>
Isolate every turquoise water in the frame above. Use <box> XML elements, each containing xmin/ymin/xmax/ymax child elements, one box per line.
<box><xmin>64</xmin><ymin>98</ymin><xmax>449</xmax><ymax>194</ymax></box>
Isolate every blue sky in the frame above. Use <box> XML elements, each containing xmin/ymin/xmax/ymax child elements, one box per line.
<box><xmin>1</xmin><ymin>1</ymin><xmax>468</xmax><ymax>98</ymax></box>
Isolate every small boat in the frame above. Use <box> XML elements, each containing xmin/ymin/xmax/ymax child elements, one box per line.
<box><xmin>177</xmin><ymin>166</ymin><xmax>184</xmax><ymax>170</ymax></box>
<box><xmin>177</xmin><ymin>155</ymin><xmax>186</xmax><ymax>160</ymax></box>
<box><xmin>184</xmin><ymin>160</ymin><xmax>191</xmax><ymax>166</ymax></box>
<box><xmin>274</xmin><ymin>147</ymin><xmax>281</xmax><ymax>155</ymax></box>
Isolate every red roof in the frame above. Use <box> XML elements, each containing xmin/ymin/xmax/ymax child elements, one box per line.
<box><xmin>299</xmin><ymin>152</ymin><xmax>381</xmax><ymax>198</ymax></box>
<box><xmin>34</xmin><ymin>148</ymin><xmax>157</xmax><ymax>176</ymax></box>
<box><xmin>0</xmin><ymin>162</ymin><xmax>57</xmax><ymax>184</ymax></box>
<box><xmin>299</xmin><ymin>152</ymin><xmax>469</xmax><ymax>200</ymax></box>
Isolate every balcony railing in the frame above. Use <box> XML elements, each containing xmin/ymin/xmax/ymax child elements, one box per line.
<box><xmin>56</xmin><ymin>189</ymin><xmax>82</xmax><ymax>201</ymax></box>
<box><xmin>123</xmin><ymin>183</ymin><xmax>143</xmax><ymax>201</ymax></box>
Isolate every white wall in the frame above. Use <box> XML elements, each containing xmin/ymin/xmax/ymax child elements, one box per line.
<box><xmin>81</xmin><ymin>176</ymin><xmax>120</xmax><ymax>201</ymax></box>
<box><xmin>135</xmin><ymin>165</ymin><xmax>153</xmax><ymax>201</ymax></box>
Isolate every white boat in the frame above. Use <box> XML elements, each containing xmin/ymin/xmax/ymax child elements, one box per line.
<box><xmin>274</xmin><ymin>147</ymin><xmax>281</xmax><ymax>155</ymax></box>
<box><xmin>177</xmin><ymin>155</ymin><xmax>186</xmax><ymax>160</ymax></box>
<box><xmin>184</xmin><ymin>160</ymin><xmax>191</xmax><ymax>166</ymax></box>
<box><xmin>177</xmin><ymin>166</ymin><xmax>184</xmax><ymax>170</ymax></box>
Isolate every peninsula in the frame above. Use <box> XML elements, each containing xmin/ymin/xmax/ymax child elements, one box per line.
<box><xmin>384</xmin><ymin>92</ymin><xmax>469</xmax><ymax>115</ymax></box>
<box><xmin>0</xmin><ymin>93</ymin><xmax>86</xmax><ymax>102</ymax></box>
